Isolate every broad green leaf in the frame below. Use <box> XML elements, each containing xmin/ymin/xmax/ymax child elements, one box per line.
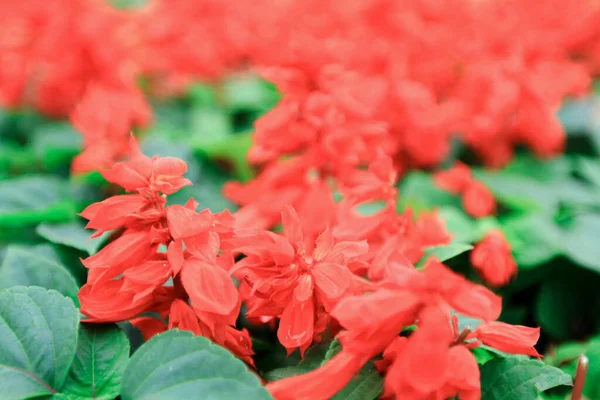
<box><xmin>503</xmin><ymin>154</ymin><xmax>571</xmax><ymax>183</ymax></box>
<box><xmin>322</xmin><ymin>339</ymin><xmax>342</xmax><ymax>365</ymax></box>
<box><xmin>562</xmin><ymin>214</ymin><xmax>600</xmax><ymax>272</ymax></box>
<box><xmin>121</xmin><ymin>330</ymin><xmax>271</xmax><ymax>400</ymax></box>
<box><xmin>31</xmin><ymin>122</ymin><xmax>81</xmax><ymax>171</ymax></box>
<box><xmin>0</xmin><ymin>175</ymin><xmax>76</xmax><ymax>227</ymax></box>
<box><xmin>419</xmin><ymin>242</ymin><xmax>473</xmax><ymax>266</ymax></box>
<box><xmin>0</xmin><ymin>286</ymin><xmax>79</xmax><ymax>398</ymax></box>
<box><xmin>192</xmin><ymin>132</ymin><xmax>254</xmax><ymax>181</ymax></box>
<box><xmin>471</xmin><ymin>347</ymin><xmax>495</xmax><ymax>365</ymax></box>
<box><xmin>0</xmin><ymin>245</ymin><xmax>79</xmax><ymax>301</ymax></box>
<box><xmin>264</xmin><ymin>342</ymin><xmax>331</xmax><ymax>381</ymax></box>
<box><xmin>501</xmin><ymin>214</ymin><xmax>562</xmax><ymax>268</ymax></box>
<box><xmin>330</xmin><ymin>361</ymin><xmax>383</xmax><ymax>400</ymax></box>
<box><xmin>61</xmin><ymin>324</ymin><xmax>129</xmax><ymax>400</ymax></box>
<box><xmin>267</xmin><ymin>339</ymin><xmax>382</xmax><ymax>400</ymax></box>
<box><xmin>398</xmin><ymin>171</ymin><xmax>462</xmax><ymax>214</ymax></box>
<box><xmin>575</xmin><ymin>157</ymin><xmax>600</xmax><ymax>188</ymax></box>
<box><xmin>221</xmin><ymin>75</ymin><xmax>280</xmax><ymax>113</ymax></box>
<box><xmin>474</xmin><ymin>171</ymin><xmax>555</xmax><ymax>213</ymax></box>
<box><xmin>437</xmin><ymin>207</ymin><xmax>478</xmax><ymax>243</ymax></box>
<box><xmin>480</xmin><ymin>358</ymin><xmax>572</xmax><ymax>400</ymax></box>
<box><xmin>36</xmin><ymin>221</ymin><xmax>106</xmax><ymax>255</ymax></box>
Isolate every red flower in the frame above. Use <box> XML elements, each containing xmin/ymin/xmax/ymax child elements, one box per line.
<box><xmin>434</xmin><ymin>162</ymin><xmax>473</xmax><ymax>195</ymax></box>
<box><xmin>462</xmin><ymin>180</ymin><xmax>496</xmax><ymax>218</ymax></box>
<box><xmin>471</xmin><ymin>229</ymin><xmax>517</xmax><ymax>287</ymax></box>
<box><xmin>470</xmin><ymin>321</ymin><xmax>541</xmax><ymax>358</ymax></box>
<box><xmin>227</xmin><ymin>206</ymin><xmax>370</xmax><ymax>355</ymax></box>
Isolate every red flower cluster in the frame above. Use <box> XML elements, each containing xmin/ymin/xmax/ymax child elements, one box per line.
<box><xmin>77</xmin><ymin>139</ymin><xmax>542</xmax><ymax>399</ymax></box>
<box><xmin>433</xmin><ymin>162</ymin><xmax>496</xmax><ymax>218</ymax></box>
<box><xmin>3</xmin><ymin>0</ymin><xmax>600</xmax><ymax>174</ymax></box>
<box><xmin>78</xmin><ymin>136</ymin><xmax>253</xmax><ymax>364</ymax></box>
<box><xmin>266</xmin><ymin>258</ymin><xmax>539</xmax><ymax>400</ymax></box>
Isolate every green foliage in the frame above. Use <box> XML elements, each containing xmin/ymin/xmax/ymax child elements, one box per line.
<box><xmin>121</xmin><ymin>330</ymin><xmax>272</xmax><ymax>400</ymax></box>
<box><xmin>0</xmin><ymin>245</ymin><xmax>79</xmax><ymax>302</ymax></box>
<box><xmin>62</xmin><ymin>324</ymin><xmax>129</xmax><ymax>400</ymax></box>
<box><xmin>0</xmin><ymin>175</ymin><xmax>76</xmax><ymax>227</ymax></box>
<box><xmin>266</xmin><ymin>340</ymin><xmax>383</xmax><ymax>400</ymax></box>
<box><xmin>0</xmin><ymin>286</ymin><xmax>79</xmax><ymax>398</ymax></box>
<box><xmin>480</xmin><ymin>358</ymin><xmax>572</xmax><ymax>400</ymax></box>
<box><xmin>36</xmin><ymin>221</ymin><xmax>106</xmax><ymax>255</ymax></box>
<box><xmin>418</xmin><ymin>242</ymin><xmax>473</xmax><ymax>266</ymax></box>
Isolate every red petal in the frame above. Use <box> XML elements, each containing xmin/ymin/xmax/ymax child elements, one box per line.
<box><xmin>277</xmin><ymin>295</ymin><xmax>314</xmax><ymax>351</ymax></box>
<box><xmin>130</xmin><ymin>317</ymin><xmax>167</xmax><ymax>341</ymax></box>
<box><xmin>167</xmin><ymin>205</ymin><xmax>214</xmax><ymax>239</ymax></box>
<box><xmin>312</xmin><ymin>262</ymin><xmax>350</xmax><ymax>302</ymax></box>
<box><xmin>281</xmin><ymin>206</ymin><xmax>303</xmax><ymax>247</ymax></box>
<box><xmin>181</xmin><ymin>259</ymin><xmax>239</xmax><ymax>316</ymax></box>
<box><xmin>167</xmin><ymin>240</ymin><xmax>184</xmax><ymax>275</ymax></box>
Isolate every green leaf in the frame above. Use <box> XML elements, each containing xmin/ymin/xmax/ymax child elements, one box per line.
<box><xmin>0</xmin><ymin>245</ymin><xmax>79</xmax><ymax>301</ymax></box>
<box><xmin>397</xmin><ymin>171</ymin><xmax>462</xmax><ymax>214</ymax></box>
<box><xmin>437</xmin><ymin>207</ymin><xmax>479</xmax><ymax>243</ymax></box>
<box><xmin>31</xmin><ymin>122</ymin><xmax>81</xmax><ymax>171</ymax></box>
<box><xmin>36</xmin><ymin>221</ymin><xmax>106</xmax><ymax>255</ymax></box>
<box><xmin>501</xmin><ymin>214</ymin><xmax>562</xmax><ymax>268</ymax></box>
<box><xmin>0</xmin><ymin>286</ymin><xmax>80</xmax><ymax>398</ymax></box>
<box><xmin>474</xmin><ymin>171</ymin><xmax>555</xmax><ymax>213</ymax></box>
<box><xmin>471</xmin><ymin>347</ymin><xmax>495</xmax><ymax>365</ymax></box>
<box><xmin>562</xmin><ymin>213</ymin><xmax>600</xmax><ymax>272</ymax></box>
<box><xmin>0</xmin><ymin>175</ymin><xmax>76</xmax><ymax>227</ymax></box>
<box><xmin>480</xmin><ymin>358</ymin><xmax>572</xmax><ymax>400</ymax></box>
<box><xmin>220</xmin><ymin>75</ymin><xmax>280</xmax><ymax>113</ymax></box>
<box><xmin>330</xmin><ymin>361</ymin><xmax>383</xmax><ymax>400</ymax></box>
<box><xmin>502</xmin><ymin>154</ymin><xmax>571</xmax><ymax>183</ymax></box>
<box><xmin>121</xmin><ymin>330</ymin><xmax>272</xmax><ymax>400</ymax></box>
<box><xmin>575</xmin><ymin>157</ymin><xmax>600</xmax><ymax>188</ymax></box>
<box><xmin>264</xmin><ymin>343</ymin><xmax>331</xmax><ymax>382</ymax></box>
<box><xmin>419</xmin><ymin>242</ymin><xmax>473</xmax><ymax>266</ymax></box>
<box><xmin>322</xmin><ymin>339</ymin><xmax>342</xmax><ymax>365</ymax></box>
<box><xmin>61</xmin><ymin>324</ymin><xmax>129</xmax><ymax>400</ymax></box>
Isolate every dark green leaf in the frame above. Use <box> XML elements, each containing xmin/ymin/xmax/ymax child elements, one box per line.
<box><xmin>36</xmin><ymin>221</ymin><xmax>106</xmax><ymax>255</ymax></box>
<box><xmin>0</xmin><ymin>175</ymin><xmax>75</xmax><ymax>227</ymax></box>
<box><xmin>0</xmin><ymin>245</ymin><xmax>79</xmax><ymax>301</ymax></box>
<box><xmin>61</xmin><ymin>324</ymin><xmax>129</xmax><ymax>400</ymax></box>
<box><xmin>330</xmin><ymin>361</ymin><xmax>382</xmax><ymax>400</ymax></box>
<box><xmin>0</xmin><ymin>286</ymin><xmax>79</xmax><ymax>398</ymax></box>
<box><xmin>121</xmin><ymin>330</ymin><xmax>271</xmax><ymax>400</ymax></box>
<box><xmin>480</xmin><ymin>358</ymin><xmax>572</xmax><ymax>400</ymax></box>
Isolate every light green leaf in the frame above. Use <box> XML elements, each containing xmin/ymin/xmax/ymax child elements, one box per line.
<box><xmin>0</xmin><ymin>175</ymin><xmax>75</xmax><ymax>227</ymax></box>
<box><xmin>480</xmin><ymin>358</ymin><xmax>572</xmax><ymax>400</ymax></box>
<box><xmin>437</xmin><ymin>207</ymin><xmax>478</xmax><ymax>243</ymax></box>
<box><xmin>0</xmin><ymin>286</ymin><xmax>79</xmax><ymax>398</ymax></box>
<box><xmin>121</xmin><ymin>330</ymin><xmax>271</xmax><ymax>400</ymax></box>
<box><xmin>36</xmin><ymin>221</ymin><xmax>106</xmax><ymax>255</ymax></box>
<box><xmin>0</xmin><ymin>245</ymin><xmax>79</xmax><ymax>301</ymax></box>
<box><xmin>398</xmin><ymin>171</ymin><xmax>462</xmax><ymax>214</ymax></box>
<box><xmin>419</xmin><ymin>242</ymin><xmax>473</xmax><ymax>266</ymax></box>
<box><xmin>501</xmin><ymin>214</ymin><xmax>562</xmax><ymax>268</ymax></box>
<box><xmin>562</xmin><ymin>214</ymin><xmax>600</xmax><ymax>272</ymax></box>
<box><xmin>61</xmin><ymin>324</ymin><xmax>129</xmax><ymax>400</ymax></box>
